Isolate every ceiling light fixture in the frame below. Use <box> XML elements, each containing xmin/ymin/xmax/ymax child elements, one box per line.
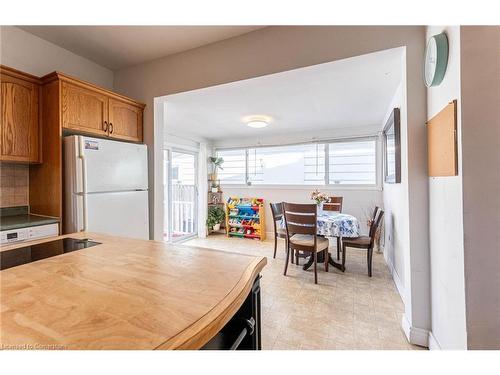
<box><xmin>247</xmin><ymin>120</ymin><xmax>268</xmax><ymax>128</ymax></box>
<box><xmin>243</xmin><ymin>115</ymin><xmax>272</xmax><ymax>129</ymax></box>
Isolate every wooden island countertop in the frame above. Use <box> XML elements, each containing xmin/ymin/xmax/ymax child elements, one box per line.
<box><xmin>0</xmin><ymin>232</ymin><xmax>266</xmax><ymax>350</ymax></box>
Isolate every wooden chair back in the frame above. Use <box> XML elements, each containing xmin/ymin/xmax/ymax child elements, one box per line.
<box><xmin>324</xmin><ymin>196</ymin><xmax>343</xmax><ymax>212</ymax></box>
<box><xmin>282</xmin><ymin>202</ymin><xmax>317</xmax><ymax>238</ymax></box>
<box><xmin>270</xmin><ymin>202</ymin><xmax>284</xmax><ymax>221</ymax></box>
<box><xmin>369</xmin><ymin>209</ymin><xmax>384</xmax><ymax>246</ymax></box>
<box><xmin>270</xmin><ymin>202</ymin><xmax>284</xmax><ymax>239</ymax></box>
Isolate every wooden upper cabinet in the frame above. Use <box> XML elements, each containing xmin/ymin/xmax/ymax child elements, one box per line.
<box><xmin>61</xmin><ymin>81</ymin><xmax>108</xmax><ymax>136</ymax></box>
<box><xmin>108</xmin><ymin>98</ymin><xmax>143</xmax><ymax>142</ymax></box>
<box><xmin>0</xmin><ymin>67</ymin><xmax>41</xmax><ymax>163</ymax></box>
<box><xmin>53</xmin><ymin>74</ymin><xmax>144</xmax><ymax>143</ymax></box>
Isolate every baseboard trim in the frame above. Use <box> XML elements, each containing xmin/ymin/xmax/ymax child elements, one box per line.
<box><xmin>401</xmin><ymin>314</ymin><xmax>429</xmax><ymax>347</ymax></box>
<box><xmin>384</xmin><ymin>253</ymin><xmax>406</xmax><ymax>306</ymax></box>
<box><xmin>428</xmin><ymin>331</ymin><xmax>442</xmax><ymax>350</ymax></box>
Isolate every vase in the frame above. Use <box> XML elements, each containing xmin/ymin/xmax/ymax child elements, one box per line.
<box><xmin>317</xmin><ymin>202</ymin><xmax>324</xmax><ymax>213</ymax></box>
<box><xmin>213</xmin><ymin>223</ymin><xmax>221</xmax><ymax>231</ymax></box>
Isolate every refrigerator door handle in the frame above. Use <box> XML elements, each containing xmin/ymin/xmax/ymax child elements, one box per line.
<box><xmin>79</xmin><ymin>137</ymin><xmax>89</xmax><ymax>232</ymax></box>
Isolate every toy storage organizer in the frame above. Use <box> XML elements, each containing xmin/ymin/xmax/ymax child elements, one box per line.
<box><xmin>226</xmin><ymin>197</ymin><xmax>266</xmax><ymax>241</ymax></box>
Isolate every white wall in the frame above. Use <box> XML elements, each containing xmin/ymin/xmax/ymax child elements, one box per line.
<box><xmin>382</xmin><ymin>81</ymin><xmax>411</xmax><ymax>310</ymax></box>
<box><xmin>0</xmin><ymin>26</ymin><xmax>113</xmax><ymax>89</ymax></box>
<box><xmin>380</xmin><ymin>44</ymin><xmax>432</xmax><ymax>347</ymax></box>
<box><xmin>426</xmin><ymin>26</ymin><xmax>467</xmax><ymax>350</ymax></box>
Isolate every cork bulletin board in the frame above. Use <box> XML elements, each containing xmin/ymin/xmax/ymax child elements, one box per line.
<box><xmin>427</xmin><ymin>100</ymin><xmax>458</xmax><ymax>177</ymax></box>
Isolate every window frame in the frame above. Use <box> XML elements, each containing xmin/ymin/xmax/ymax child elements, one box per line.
<box><xmin>325</xmin><ymin>136</ymin><xmax>380</xmax><ymax>188</ymax></box>
<box><xmin>215</xmin><ymin>136</ymin><xmax>382</xmax><ymax>191</ymax></box>
<box><xmin>214</xmin><ymin>147</ymin><xmax>247</xmax><ymax>185</ymax></box>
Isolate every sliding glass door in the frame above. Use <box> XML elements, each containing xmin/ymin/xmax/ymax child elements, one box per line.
<box><xmin>164</xmin><ymin>149</ymin><xmax>198</xmax><ymax>242</ymax></box>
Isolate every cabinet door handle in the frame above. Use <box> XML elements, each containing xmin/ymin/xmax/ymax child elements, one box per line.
<box><xmin>103</xmin><ymin>121</ymin><xmax>108</xmax><ymax>132</ymax></box>
<box><xmin>245</xmin><ymin>317</ymin><xmax>256</xmax><ymax>335</ymax></box>
<box><xmin>109</xmin><ymin>122</ymin><xmax>114</xmax><ymax>134</ymax></box>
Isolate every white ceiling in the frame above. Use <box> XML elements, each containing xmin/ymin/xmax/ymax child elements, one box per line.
<box><xmin>18</xmin><ymin>26</ymin><xmax>265</xmax><ymax>70</ymax></box>
<box><xmin>161</xmin><ymin>47</ymin><xmax>404</xmax><ymax>143</ymax></box>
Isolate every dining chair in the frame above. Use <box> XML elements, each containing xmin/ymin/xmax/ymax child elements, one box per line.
<box><xmin>324</xmin><ymin>196</ymin><xmax>343</xmax><ymax>212</ymax></box>
<box><xmin>341</xmin><ymin>209</ymin><xmax>384</xmax><ymax>277</ymax></box>
<box><xmin>270</xmin><ymin>202</ymin><xmax>288</xmax><ymax>259</ymax></box>
<box><xmin>334</xmin><ymin>205</ymin><xmax>380</xmax><ymax>261</ymax></box>
<box><xmin>282</xmin><ymin>202</ymin><xmax>329</xmax><ymax>284</ymax></box>
<box><xmin>323</xmin><ymin>196</ymin><xmax>343</xmax><ymax>260</ymax></box>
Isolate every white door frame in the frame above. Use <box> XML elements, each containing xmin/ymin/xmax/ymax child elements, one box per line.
<box><xmin>165</xmin><ymin>146</ymin><xmax>199</xmax><ymax>243</ymax></box>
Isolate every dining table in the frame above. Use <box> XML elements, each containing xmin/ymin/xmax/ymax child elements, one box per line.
<box><xmin>280</xmin><ymin>211</ymin><xmax>361</xmax><ymax>271</ymax></box>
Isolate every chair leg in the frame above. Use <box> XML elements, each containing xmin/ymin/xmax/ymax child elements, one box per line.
<box><xmin>336</xmin><ymin>237</ymin><xmax>340</xmax><ymax>260</ymax></box>
<box><xmin>313</xmin><ymin>252</ymin><xmax>318</xmax><ymax>284</ymax></box>
<box><xmin>341</xmin><ymin>243</ymin><xmax>346</xmax><ymax>272</ymax></box>
<box><xmin>296</xmin><ymin>250</ymin><xmax>299</xmax><ymax>265</ymax></box>
<box><xmin>291</xmin><ymin>248</ymin><xmax>294</xmax><ymax>264</ymax></box>
<box><xmin>367</xmin><ymin>246</ymin><xmax>373</xmax><ymax>277</ymax></box>
<box><xmin>284</xmin><ymin>243</ymin><xmax>291</xmax><ymax>276</ymax></box>
<box><xmin>273</xmin><ymin>235</ymin><xmax>277</xmax><ymax>259</ymax></box>
<box><xmin>324</xmin><ymin>249</ymin><xmax>329</xmax><ymax>272</ymax></box>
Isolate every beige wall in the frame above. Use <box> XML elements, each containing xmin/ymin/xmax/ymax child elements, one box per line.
<box><xmin>0</xmin><ymin>26</ymin><xmax>113</xmax><ymax>89</ymax></box>
<box><xmin>460</xmin><ymin>26</ymin><xmax>500</xmax><ymax>349</ymax></box>
<box><xmin>114</xmin><ymin>26</ymin><xmax>430</xmax><ymax>343</ymax></box>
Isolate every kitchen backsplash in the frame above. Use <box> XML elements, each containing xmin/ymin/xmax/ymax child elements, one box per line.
<box><xmin>0</xmin><ymin>164</ymin><xmax>29</xmax><ymax>207</ymax></box>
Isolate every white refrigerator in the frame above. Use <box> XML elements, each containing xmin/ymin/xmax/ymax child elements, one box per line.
<box><xmin>64</xmin><ymin>135</ymin><xmax>149</xmax><ymax>240</ymax></box>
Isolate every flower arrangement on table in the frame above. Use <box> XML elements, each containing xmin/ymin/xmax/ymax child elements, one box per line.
<box><xmin>310</xmin><ymin>189</ymin><xmax>329</xmax><ymax>205</ymax></box>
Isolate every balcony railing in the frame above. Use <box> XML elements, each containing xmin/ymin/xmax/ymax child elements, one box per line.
<box><xmin>171</xmin><ymin>183</ymin><xmax>196</xmax><ymax>238</ymax></box>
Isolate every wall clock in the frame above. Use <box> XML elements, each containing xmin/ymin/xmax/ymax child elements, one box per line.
<box><xmin>424</xmin><ymin>32</ymin><xmax>449</xmax><ymax>87</ymax></box>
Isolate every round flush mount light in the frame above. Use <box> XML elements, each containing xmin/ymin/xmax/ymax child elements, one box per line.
<box><xmin>247</xmin><ymin>120</ymin><xmax>268</xmax><ymax>128</ymax></box>
<box><xmin>242</xmin><ymin>115</ymin><xmax>272</xmax><ymax>129</ymax></box>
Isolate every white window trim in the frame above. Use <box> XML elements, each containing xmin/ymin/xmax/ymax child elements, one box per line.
<box><xmin>216</xmin><ymin>135</ymin><xmax>382</xmax><ymax>190</ymax></box>
<box><xmin>219</xmin><ymin>183</ymin><xmax>382</xmax><ymax>192</ymax></box>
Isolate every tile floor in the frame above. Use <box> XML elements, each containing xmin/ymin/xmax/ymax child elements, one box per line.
<box><xmin>185</xmin><ymin>234</ymin><xmax>422</xmax><ymax>350</ymax></box>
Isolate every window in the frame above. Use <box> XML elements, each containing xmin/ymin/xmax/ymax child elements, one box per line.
<box><xmin>216</xmin><ymin>149</ymin><xmax>246</xmax><ymax>184</ymax></box>
<box><xmin>247</xmin><ymin>144</ymin><xmax>324</xmax><ymax>185</ymax></box>
<box><xmin>216</xmin><ymin>137</ymin><xmax>378</xmax><ymax>187</ymax></box>
<box><xmin>171</xmin><ymin>152</ymin><xmax>195</xmax><ymax>185</ymax></box>
<box><xmin>328</xmin><ymin>140</ymin><xmax>376</xmax><ymax>185</ymax></box>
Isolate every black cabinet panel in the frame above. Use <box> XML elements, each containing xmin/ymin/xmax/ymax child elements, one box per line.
<box><xmin>201</xmin><ymin>275</ymin><xmax>262</xmax><ymax>350</ymax></box>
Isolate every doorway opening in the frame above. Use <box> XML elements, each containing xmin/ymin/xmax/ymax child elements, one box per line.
<box><xmin>164</xmin><ymin>149</ymin><xmax>198</xmax><ymax>242</ymax></box>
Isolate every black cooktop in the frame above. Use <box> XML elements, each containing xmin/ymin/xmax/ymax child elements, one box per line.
<box><xmin>0</xmin><ymin>238</ymin><xmax>101</xmax><ymax>271</ymax></box>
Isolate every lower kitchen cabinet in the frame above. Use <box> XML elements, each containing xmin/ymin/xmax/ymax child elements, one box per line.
<box><xmin>201</xmin><ymin>276</ymin><xmax>262</xmax><ymax>350</ymax></box>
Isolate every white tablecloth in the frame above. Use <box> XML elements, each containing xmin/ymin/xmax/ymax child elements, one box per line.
<box><xmin>280</xmin><ymin>212</ymin><xmax>360</xmax><ymax>238</ymax></box>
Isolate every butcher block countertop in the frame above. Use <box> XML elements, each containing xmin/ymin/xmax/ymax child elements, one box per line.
<box><xmin>0</xmin><ymin>232</ymin><xmax>267</xmax><ymax>350</ymax></box>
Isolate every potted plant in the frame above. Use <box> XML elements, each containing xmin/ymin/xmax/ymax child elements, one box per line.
<box><xmin>210</xmin><ymin>181</ymin><xmax>219</xmax><ymax>193</ymax></box>
<box><xmin>207</xmin><ymin>206</ymin><xmax>225</xmax><ymax>231</ymax></box>
<box><xmin>208</xmin><ymin>156</ymin><xmax>224</xmax><ymax>181</ymax></box>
